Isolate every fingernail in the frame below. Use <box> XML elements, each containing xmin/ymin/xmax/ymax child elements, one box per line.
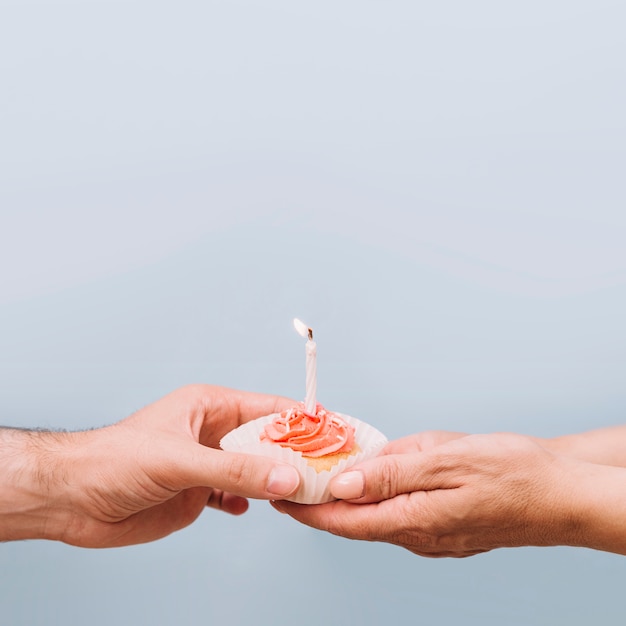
<box><xmin>270</xmin><ymin>500</ymin><xmax>286</xmax><ymax>514</ymax></box>
<box><xmin>266</xmin><ymin>465</ymin><xmax>299</xmax><ymax>496</ymax></box>
<box><xmin>331</xmin><ymin>470</ymin><xmax>365</xmax><ymax>500</ymax></box>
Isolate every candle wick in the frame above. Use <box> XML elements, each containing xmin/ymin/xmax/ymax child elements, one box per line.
<box><xmin>308</xmin><ymin>328</ymin><xmax>313</xmax><ymax>341</ymax></box>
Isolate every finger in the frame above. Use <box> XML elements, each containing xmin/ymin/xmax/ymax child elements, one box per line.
<box><xmin>329</xmin><ymin>450</ymin><xmax>460</xmax><ymax>503</ymax></box>
<box><xmin>382</xmin><ymin>436</ymin><xmax>427</xmax><ymax>454</ymax></box>
<box><xmin>273</xmin><ymin>496</ymin><xmax>419</xmax><ymax>543</ymax></box>
<box><xmin>274</xmin><ymin>493</ymin><xmax>475</xmax><ymax>557</ymax></box>
<box><xmin>77</xmin><ymin>488</ymin><xmax>210</xmax><ymax>548</ymax></box>
<box><xmin>146</xmin><ymin>385</ymin><xmax>295</xmax><ymax>439</ymax></box>
<box><xmin>403</xmin><ymin>549</ymin><xmax>488</xmax><ymax>559</ymax></box>
<box><xmin>234</xmin><ymin>389</ymin><xmax>295</xmax><ymax>424</ymax></box>
<box><xmin>383</xmin><ymin>432</ymin><xmax>467</xmax><ymax>455</ymax></box>
<box><xmin>206</xmin><ymin>490</ymin><xmax>249</xmax><ymax>515</ymax></box>
<box><xmin>177</xmin><ymin>445</ymin><xmax>301</xmax><ymax>500</ymax></box>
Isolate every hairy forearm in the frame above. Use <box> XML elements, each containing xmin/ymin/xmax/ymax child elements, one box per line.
<box><xmin>541</xmin><ymin>426</ymin><xmax>626</xmax><ymax>468</ymax></box>
<box><xmin>0</xmin><ymin>427</ymin><xmax>70</xmax><ymax>542</ymax></box>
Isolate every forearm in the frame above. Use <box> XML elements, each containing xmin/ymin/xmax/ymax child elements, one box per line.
<box><xmin>0</xmin><ymin>427</ymin><xmax>70</xmax><ymax>542</ymax></box>
<box><xmin>539</xmin><ymin>425</ymin><xmax>626</xmax><ymax>468</ymax></box>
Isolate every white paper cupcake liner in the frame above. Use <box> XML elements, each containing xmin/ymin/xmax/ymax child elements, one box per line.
<box><xmin>220</xmin><ymin>412</ymin><xmax>387</xmax><ymax>504</ymax></box>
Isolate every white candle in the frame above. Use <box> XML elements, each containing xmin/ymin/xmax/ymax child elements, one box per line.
<box><xmin>293</xmin><ymin>318</ymin><xmax>317</xmax><ymax>415</ymax></box>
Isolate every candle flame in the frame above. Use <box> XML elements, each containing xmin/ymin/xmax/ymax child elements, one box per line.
<box><xmin>293</xmin><ymin>318</ymin><xmax>310</xmax><ymax>339</ymax></box>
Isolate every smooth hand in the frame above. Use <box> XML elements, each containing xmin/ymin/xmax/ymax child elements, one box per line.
<box><xmin>1</xmin><ymin>385</ymin><xmax>300</xmax><ymax>547</ymax></box>
<box><xmin>276</xmin><ymin>433</ymin><xmax>588</xmax><ymax>557</ymax></box>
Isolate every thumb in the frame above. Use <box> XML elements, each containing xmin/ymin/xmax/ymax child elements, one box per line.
<box><xmin>177</xmin><ymin>445</ymin><xmax>301</xmax><ymax>499</ymax></box>
<box><xmin>330</xmin><ymin>451</ymin><xmax>455</xmax><ymax>503</ymax></box>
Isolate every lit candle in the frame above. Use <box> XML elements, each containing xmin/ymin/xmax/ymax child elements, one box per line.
<box><xmin>293</xmin><ymin>318</ymin><xmax>317</xmax><ymax>415</ymax></box>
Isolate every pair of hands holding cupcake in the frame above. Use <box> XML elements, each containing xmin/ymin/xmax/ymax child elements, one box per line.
<box><xmin>2</xmin><ymin>385</ymin><xmax>626</xmax><ymax>557</ymax></box>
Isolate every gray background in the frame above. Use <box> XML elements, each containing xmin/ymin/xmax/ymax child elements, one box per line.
<box><xmin>1</xmin><ymin>1</ymin><xmax>626</xmax><ymax>624</ymax></box>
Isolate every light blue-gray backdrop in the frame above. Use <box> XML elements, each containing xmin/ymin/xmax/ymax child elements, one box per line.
<box><xmin>1</xmin><ymin>1</ymin><xmax>625</xmax><ymax>624</ymax></box>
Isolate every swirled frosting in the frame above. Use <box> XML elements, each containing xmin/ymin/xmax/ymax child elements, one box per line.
<box><xmin>261</xmin><ymin>403</ymin><xmax>355</xmax><ymax>458</ymax></box>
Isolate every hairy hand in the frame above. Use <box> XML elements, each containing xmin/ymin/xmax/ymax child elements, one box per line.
<box><xmin>4</xmin><ymin>385</ymin><xmax>300</xmax><ymax>547</ymax></box>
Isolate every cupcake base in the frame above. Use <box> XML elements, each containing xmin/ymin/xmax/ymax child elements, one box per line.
<box><xmin>305</xmin><ymin>445</ymin><xmax>361</xmax><ymax>473</ymax></box>
<box><xmin>220</xmin><ymin>412</ymin><xmax>387</xmax><ymax>504</ymax></box>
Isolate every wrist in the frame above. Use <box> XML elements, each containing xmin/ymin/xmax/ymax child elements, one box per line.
<box><xmin>535</xmin><ymin>428</ymin><xmax>626</xmax><ymax>467</ymax></box>
<box><xmin>0</xmin><ymin>427</ymin><xmax>75</xmax><ymax>542</ymax></box>
<box><xmin>566</xmin><ymin>461</ymin><xmax>626</xmax><ymax>555</ymax></box>
<box><xmin>510</xmin><ymin>452</ymin><xmax>583</xmax><ymax>549</ymax></box>
<box><xmin>532</xmin><ymin>453</ymin><xmax>626</xmax><ymax>555</ymax></box>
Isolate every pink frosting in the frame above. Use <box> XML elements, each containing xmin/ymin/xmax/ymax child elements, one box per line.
<box><xmin>261</xmin><ymin>403</ymin><xmax>355</xmax><ymax>458</ymax></box>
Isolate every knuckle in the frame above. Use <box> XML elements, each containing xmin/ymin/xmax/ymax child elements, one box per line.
<box><xmin>223</xmin><ymin>456</ymin><xmax>251</xmax><ymax>491</ymax></box>
<box><xmin>178</xmin><ymin>384</ymin><xmax>209</xmax><ymax>407</ymax></box>
<box><xmin>376</xmin><ymin>458</ymin><xmax>401</xmax><ymax>500</ymax></box>
<box><xmin>396</xmin><ymin>494</ymin><xmax>443</xmax><ymax>552</ymax></box>
<box><xmin>205</xmin><ymin>489</ymin><xmax>226</xmax><ymax>512</ymax></box>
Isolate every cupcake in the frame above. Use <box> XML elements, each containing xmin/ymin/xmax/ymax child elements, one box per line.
<box><xmin>220</xmin><ymin>402</ymin><xmax>387</xmax><ymax>504</ymax></box>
